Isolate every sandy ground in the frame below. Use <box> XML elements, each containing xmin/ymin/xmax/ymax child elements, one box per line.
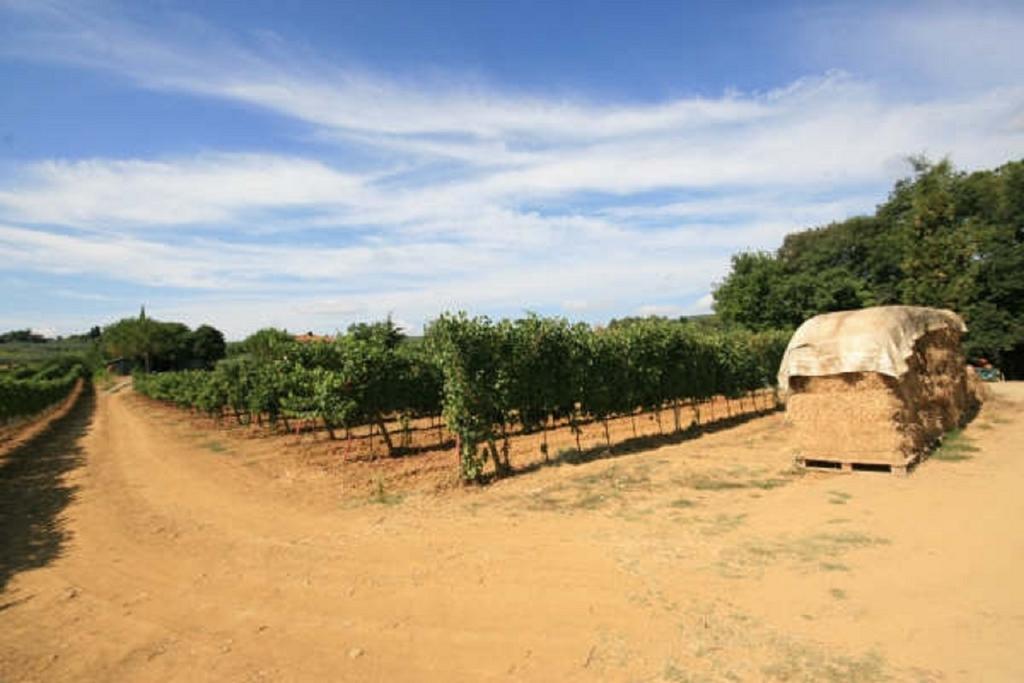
<box><xmin>130</xmin><ymin>388</ymin><xmax>779</xmax><ymax>498</ymax></box>
<box><xmin>1</xmin><ymin>381</ymin><xmax>1022</xmax><ymax>682</ymax></box>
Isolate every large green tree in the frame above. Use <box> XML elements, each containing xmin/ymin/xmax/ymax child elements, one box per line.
<box><xmin>713</xmin><ymin>157</ymin><xmax>1024</xmax><ymax>376</ymax></box>
<box><xmin>102</xmin><ymin>312</ymin><xmax>227</xmax><ymax>372</ymax></box>
<box><xmin>189</xmin><ymin>325</ymin><xmax>227</xmax><ymax>369</ymax></box>
<box><xmin>235</xmin><ymin>327</ymin><xmax>293</xmax><ymax>362</ymax></box>
<box><xmin>713</xmin><ymin>252</ymin><xmax>873</xmax><ymax>330</ymax></box>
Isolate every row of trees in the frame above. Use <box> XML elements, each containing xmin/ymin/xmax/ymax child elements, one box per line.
<box><xmin>0</xmin><ymin>329</ymin><xmax>49</xmax><ymax>344</ymax></box>
<box><xmin>135</xmin><ymin>316</ymin><xmax>788</xmax><ymax>481</ymax></box>
<box><xmin>134</xmin><ymin>320</ymin><xmax>443</xmax><ymax>454</ymax></box>
<box><xmin>428</xmin><ymin>314</ymin><xmax>788</xmax><ymax>480</ymax></box>
<box><xmin>713</xmin><ymin>157</ymin><xmax>1024</xmax><ymax>377</ymax></box>
<box><xmin>0</xmin><ymin>327</ymin><xmax>104</xmax><ymax>344</ymax></box>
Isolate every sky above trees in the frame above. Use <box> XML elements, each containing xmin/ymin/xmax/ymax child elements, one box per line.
<box><xmin>1</xmin><ymin>0</ymin><xmax>1022</xmax><ymax>338</ymax></box>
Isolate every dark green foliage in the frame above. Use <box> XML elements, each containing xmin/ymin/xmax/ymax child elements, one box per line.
<box><xmin>101</xmin><ymin>314</ymin><xmax>228</xmax><ymax>372</ymax></box>
<box><xmin>347</xmin><ymin>318</ymin><xmax>404</xmax><ymax>350</ymax></box>
<box><xmin>713</xmin><ymin>157</ymin><xmax>1024</xmax><ymax>376</ymax></box>
<box><xmin>136</xmin><ymin>314</ymin><xmax>789</xmax><ymax>484</ymax></box>
<box><xmin>394</xmin><ymin>340</ymin><xmax>444</xmax><ymax>419</ymax></box>
<box><xmin>233</xmin><ymin>327</ymin><xmax>293</xmax><ymax>362</ymax></box>
<box><xmin>713</xmin><ymin>252</ymin><xmax>874</xmax><ymax>331</ymax></box>
<box><xmin>0</xmin><ymin>329</ymin><xmax>48</xmax><ymax>344</ymax></box>
<box><xmin>189</xmin><ymin>325</ymin><xmax>227</xmax><ymax>369</ymax></box>
<box><xmin>426</xmin><ymin>314</ymin><xmax>789</xmax><ymax>481</ymax></box>
<box><xmin>0</xmin><ymin>363</ymin><xmax>85</xmax><ymax>422</ymax></box>
<box><xmin>0</xmin><ymin>330</ymin><xmax>104</xmax><ymax>384</ymax></box>
<box><xmin>135</xmin><ymin>322</ymin><xmax>444</xmax><ymax>457</ymax></box>
<box><xmin>897</xmin><ymin>159</ymin><xmax>977</xmax><ymax>310</ymax></box>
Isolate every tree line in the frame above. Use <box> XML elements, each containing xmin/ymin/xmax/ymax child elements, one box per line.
<box><xmin>0</xmin><ymin>329</ymin><xmax>50</xmax><ymax>344</ymax></box>
<box><xmin>134</xmin><ymin>320</ymin><xmax>441</xmax><ymax>454</ymax></box>
<box><xmin>713</xmin><ymin>157</ymin><xmax>1024</xmax><ymax>377</ymax></box>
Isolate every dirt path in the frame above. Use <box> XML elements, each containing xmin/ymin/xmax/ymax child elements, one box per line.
<box><xmin>1</xmin><ymin>382</ymin><xmax>1022</xmax><ymax>681</ymax></box>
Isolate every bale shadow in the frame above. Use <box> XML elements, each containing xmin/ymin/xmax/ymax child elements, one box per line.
<box><xmin>0</xmin><ymin>386</ymin><xmax>94</xmax><ymax>597</ymax></box>
<box><xmin>503</xmin><ymin>404</ymin><xmax>784</xmax><ymax>481</ymax></box>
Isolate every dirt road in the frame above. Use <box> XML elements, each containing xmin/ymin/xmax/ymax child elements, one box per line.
<box><xmin>1</xmin><ymin>382</ymin><xmax>1022</xmax><ymax>681</ymax></box>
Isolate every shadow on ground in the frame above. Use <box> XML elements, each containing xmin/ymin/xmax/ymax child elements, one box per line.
<box><xmin>496</xmin><ymin>404</ymin><xmax>784</xmax><ymax>482</ymax></box>
<box><xmin>0</xmin><ymin>386</ymin><xmax>94</xmax><ymax>598</ymax></box>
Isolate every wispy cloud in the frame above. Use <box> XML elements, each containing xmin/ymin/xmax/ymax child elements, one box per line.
<box><xmin>0</xmin><ymin>1</ymin><xmax>1022</xmax><ymax>336</ymax></box>
<box><xmin>0</xmin><ymin>154</ymin><xmax>367</xmax><ymax>228</ymax></box>
<box><xmin>800</xmin><ymin>2</ymin><xmax>1024</xmax><ymax>92</ymax></box>
<box><xmin>0</xmin><ymin>2</ymin><xmax>770</xmax><ymax>145</ymax></box>
<box><xmin>3</xmin><ymin>77</ymin><xmax>1019</xmax><ymax>232</ymax></box>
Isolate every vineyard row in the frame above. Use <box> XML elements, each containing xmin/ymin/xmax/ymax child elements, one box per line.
<box><xmin>134</xmin><ymin>315</ymin><xmax>790</xmax><ymax>481</ymax></box>
<box><xmin>0</xmin><ymin>363</ymin><xmax>87</xmax><ymax>423</ymax></box>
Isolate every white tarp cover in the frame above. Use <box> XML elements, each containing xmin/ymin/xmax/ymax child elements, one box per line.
<box><xmin>777</xmin><ymin>305</ymin><xmax>966</xmax><ymax>391</ymax></box>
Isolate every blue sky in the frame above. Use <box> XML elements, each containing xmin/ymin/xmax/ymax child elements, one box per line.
<box><xmin>1</xmin><ymin>1</ymin><xmax>1022</xmax><ymax>339</ymax></box>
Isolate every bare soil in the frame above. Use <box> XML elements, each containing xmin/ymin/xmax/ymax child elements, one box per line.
<box><xmin>145</xmin><ymin>389</ymin><xmax>778</xmax><ymax>497</ymax></box>
<box><xmin>1</xmin><ymin>380</ymin><xmax>1022</xmax><ymax>681</ymax></box>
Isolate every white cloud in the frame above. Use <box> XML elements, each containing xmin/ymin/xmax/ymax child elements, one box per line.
<box><xmin>0</xmin><ymin>1</ymin><xmax>1022</xmax><ymax>336</ymax></box>
<box><xmin>0</xmin><ymin>223</ymin><xmax>502</xmax><ymax>289</ymax></box>
<box><xmin>0</xmin><ymin>154</ymin><xmax>367</xmax><ymax>228</ymax></box>
<box><xmin>0</xmin><ymin>218</ymin><xmax>731</xmax><ymax>337</ymax></box>
<box><xmin>3</xmin><ymin>76</ymin><xmax>1020</xmax><ymax>233</ymax></box>
<box><xmin>0</xmin><ymin>2</ymin><xmax>772</xmax><ymax>143</ymax></box>
<box><xmin>694</xmin><ymin>293</ymin><xmax>715</xmax><ymax>313</ymax></box>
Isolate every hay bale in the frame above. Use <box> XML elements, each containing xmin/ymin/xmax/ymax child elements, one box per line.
<box><xmin>779</xmin><ymin>308</ymin><xmax>979</xmax><ymax>466</ymax></box>
<box><xmin>787</xmin><ymin>374</ymin><xmax>908</xmax><ymax>464</ymax></box>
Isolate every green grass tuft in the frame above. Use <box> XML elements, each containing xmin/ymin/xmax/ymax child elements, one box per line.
<box><xmin>932</xmin><ymin>430</ymin><xmax>979</xmax><ymax>462</ymax></box>
<box><xmin>820</xmin><ymin>562</ymin><xmax>850</xmax><ymax>572</ymax></box>
<box><xmin>370</xmin><ymin>480</ymin><xmax>404</xmax><ymax>506</ymax></box>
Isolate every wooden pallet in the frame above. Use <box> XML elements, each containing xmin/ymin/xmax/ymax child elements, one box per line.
<box><xmin>795</xmin><ymin>453</ymin><xmax>919</xmax><ymax>477</ymax></box>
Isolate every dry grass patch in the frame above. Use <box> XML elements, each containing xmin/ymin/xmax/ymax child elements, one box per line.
<box><xmin>200</xmin><ymin>440</ymin><xmax>228</xmax><ymax>453</ymax></box>
<box><xmin>718</xmin><ymin>531</ymin><xmax>890</xmax><ymax>578</ymax></box>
